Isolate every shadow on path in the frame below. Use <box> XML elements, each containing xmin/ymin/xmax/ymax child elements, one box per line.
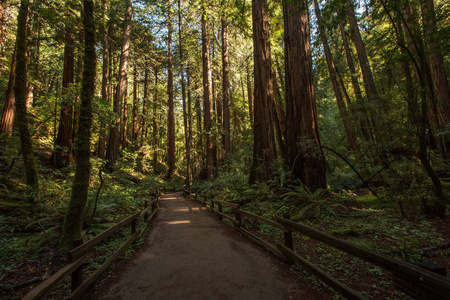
<box><xmin>95</xmin><ymin>192</ymin><xmax>328</xmax><ymax>300</ymax></box>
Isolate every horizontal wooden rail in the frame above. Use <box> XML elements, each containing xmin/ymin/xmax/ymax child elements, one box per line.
<box><xmin>212</xmin><ymin>199</ymin><xmax>239</xmax><ymax>208</ymax></box>
<box><xmin>68</xmin><ymin>212</ymin><xmax>140</xmax><ymax>262</ymax></box>
<box><xmin>277</xmin><ymin>243</ymin><xmax>368</xmax><ymax>300</ymax></box>
<box><xmin>69</xmin><ymin>230</ymin><xmax>141</xmax><ymax>300</ymax></box>
<box><xmin>22</xmin><ymin>251</ymin><xmax>94</xmax><ymax>300</ymax></box>
<box><xmin>275</xmin><ymin>216</ymin><xmax>450</xmax><ymax>299</ymax></box>
<box><xmin>24</xmin><ymin>192</ymin><xmax>160</xmax><ymax>300</ymax></box>
<box><xmin>234</xmin><ymin>209</ymin><xmax>288</xmax><ymax>232</ymax></box>
<box><xmin>196</xmin><ymin>192</ymin><xmax>450</xmax><ymax>299</ymax></box>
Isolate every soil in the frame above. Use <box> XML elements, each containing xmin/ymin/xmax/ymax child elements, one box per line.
<box><xmin>94</xmin><ymin>192</ymin><xmax>328</xmax><ymax>300</ymax></box>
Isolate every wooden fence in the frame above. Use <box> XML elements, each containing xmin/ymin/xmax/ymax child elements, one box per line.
<box><xmin>191</xmin><ymin>191</ymin><xmax>450</xmax><ymax>300</ymax></box>
<box><xmin>22</xmin><ymin>191</ymin><xmax>160</xmax><ymax>300</ymax></box>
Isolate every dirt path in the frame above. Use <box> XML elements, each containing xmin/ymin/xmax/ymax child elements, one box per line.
<box><xmin>95</xmin><ymin>192</ymin><xmax>328</xmax><ymax>300</ymax></box>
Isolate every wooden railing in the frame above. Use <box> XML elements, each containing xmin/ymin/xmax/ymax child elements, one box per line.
<box><xmin>192</xmin><ymin>191</ymin><xmax>450</xmax><ymax>300</ymax></box>
<box><xmin>22</xmin><ymin>191</ymin><xmax>160</xmax><ymax>300</ymax></box>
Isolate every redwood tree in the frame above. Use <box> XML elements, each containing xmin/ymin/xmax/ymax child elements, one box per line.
<box><xmin>283</xmin><ymin>0</ymin><xmax>326</xmax><ymax>190</ymax></box>
<box><xmin>249</xmin><ymin>0</ymin><xmax>277</xmax><ymax>184</ymax></box>
<box><xmin>167</xmin><ymin>5</ymin><xmax>176</xmax><ymax>178</ymax></box>
<box><xmin>105</xmin><ymin>0</ymin><xmax>132</xmax><ymax>171</ymax></box>
<box><xmin>51</xmin><ymin>14</ymin><xmax>75</xmax><ymax>168</ymax></box>
<box><xmin>201</xmin><ymin>7</ymin><xmax>214</xmax><ymax>179</ymax></box>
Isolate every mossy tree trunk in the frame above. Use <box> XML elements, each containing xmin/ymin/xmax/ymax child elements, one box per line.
<box><xmin>59</xmin><ymin>0</ymin><xmax>96</xmax><ymax>253</ymax></box>
<box><xmin>14</xmin><ymin>0</ymin><xmax>38</xmax><ymax>202</ymax></box>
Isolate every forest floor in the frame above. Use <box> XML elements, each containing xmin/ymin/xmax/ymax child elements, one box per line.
<box><xmin>228</xmin><ymin>191</ymin><xmax>450</xmax><ymax>299</ymax></box>
<box><xmin>1</xmin><ymin>188</ymin><xmax>449</xmax><ymax>299</ymax></box>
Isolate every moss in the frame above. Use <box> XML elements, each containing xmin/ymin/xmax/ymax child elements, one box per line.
<box><xmin>328</xmin><ymin>227</ymin><xmax>361</xmax><ymax>237</ymax></box>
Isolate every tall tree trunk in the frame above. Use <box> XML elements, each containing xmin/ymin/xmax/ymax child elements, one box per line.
<box><xmin>283</xmin><ymin>0</ymin><xmax>326</xmax><ymax>190</ymax></box>
<box><xmin>72</xmin><ymin>8</ymin><xmax>84</xmax><ymax>149</ymax></box>
<box><xmin>314</xmin><ymin>0</ymin><xmax>357</xmax><ymax>150</ymax></box>
<box><xmin>178</xmin><ymin>0</ymin><xmax>189</xmax><ymax>185</ymax></box>
<box><xmin>132</xmin><ymin>63</ymin><xmax>138</xmax><ymax>143</ymax></box>
<box><xmin>121</xmin><ymin>76</ymin><xmax>128</xmax><ymax>150</ymax></box>
<box><xmin>194</xmin><ymin>80</ymin><xmax>203</xmax><ymax>177</ymax></box>
<box><xmin>271</xmin><ymin>68</ymin><xmax>285</xmax><ymax>158</ymax></box>
<box><xmin>187</xmin><ymin>72</ymin><xmax>193</xmax><ymax>183</ymax></box>
<box><xmin>52</xmin><ymin>21</ymin><xmax>75</xmax><ymax>168</ymax></box>
<box><xmin>201</xmin><ymin>9</ymin><xmax>214</xmax><ymax>179</ymax></box>
<box><xmin>246</xmin><ymin>63</ymin><xmax>254</xmax><ymax>129</ymax></box>
<box><xmin>105</xmin><ymin>0</ymin><xmax>132</xmax><ymax>172</ymax></box>
<box><xmin>1</xmin><ymin>45</ymin><xmax>16</xmax><ymax>136</ymax></box>
<box><xmin>167</xmin><ymin>8</ymin><xmax>176</xmax><ymax>178</ymax></box>
<box><xmin>141</xmin><ymin>67</ymin><xmax>148</xmax><ymax>147</ymax></box>
<box><xmin>420</xmin><ymin>0</ymin><xmax>450</xmax><ymax>158</ymax></box>
<box><xmin>97</xmin><ymin>0</ymin><xmax>109</xmax><ymax>159</ymax></box>
<box><xmin>249</xmin><ymin>0</ymin><xmax>277</xmax><ymax>184</ymax></box>
<box><xmin>153</xmin><ymin>68</ymin><xmax>159</xmax><ymax>174</ymax></box>
<box><xmin>346</xmin><ymin>1</ymin><xmax>380</xmax><ymax>118</ymax></box>
<box><xmin>221</xmin><ymin>17</ymin><xmax>231</xmax><ymax>161</ymax></box>
<box><xmin>59</xmin><ymin>0</ymin><xmax>96</xmax><ymax>252</ymax></box>
<box><xmin>14</xmin><ymin>0</ymin><xmax>38</xmax><ymax>202</ymax></box>
<box><xmin>339</xmin><ymin>21</ymin><xmax>372</xmax><ymax>142</ymax></box>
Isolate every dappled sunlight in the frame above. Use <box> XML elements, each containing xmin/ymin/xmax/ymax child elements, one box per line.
<box><xmin>170</xmin><ymin>207</ymin><xmax>202</xmax><ymax>212</ymax></box>
<box><xmin>160</xmin><ymin>220</ymin><xmax>191</xmax><ymax>225</ymax></box>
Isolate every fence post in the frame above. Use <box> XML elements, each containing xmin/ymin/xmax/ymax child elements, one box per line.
<box><xmin>152</xmin><ymin>199</ymin><xmax>156</xmax><ymax>214</ymax></box>
<box><xmin>218</xmin><ymin>202</ymin><xmax>223</xmax><ymax>221</ymax></box>
<box><xmin>131</xmin><ymin>218</ymin><xmax>137</xmax><ymax>234</ymax></box>
<box><xmin>284</xmin><ymin>229</ymin><xmax>294</xmax><ymax>250</ymax></box>
<box><xmin>144</xmin><ymin>201</ymin><xmax>149</xmax><ymax>221</ymax></box>
<box><xmin>283</xmin><ymin>214</ymin><xmax>294</xmax><ymax>250</ymax></box>
<box><xmin>71</xmin><ymin>238</ymin><xmax>83</xmax><ymax>291</ymax></box>
<box><xmin>234</xmin><ymin>206</ymin><xmax>242</xmax><ymax>227</ymax></box>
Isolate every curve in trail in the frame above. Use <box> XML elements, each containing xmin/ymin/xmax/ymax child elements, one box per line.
<box><xmin>96</xmin><ymin>192</ymin><xmax>328</xmax><ymax>300</ymax></box>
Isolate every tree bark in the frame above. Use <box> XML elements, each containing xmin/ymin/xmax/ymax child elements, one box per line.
<box><xmin>283</xmin><ymin>0</ymin><xmax>326</xmax><ymax>190</ymax></box>
<box><xmin>420</xmin><ymin>0</ymin><xmax>450</xmax><ymax>158</ymax></box>
<box><xmin>97</xmin><ymin>0</ymin><xmax>109</xmax><ymax>159</ymax></box>
<box><xmin>153</xmin><ymin>68</ymin><xmax>159</xmax><ymax>174</ymax></box>
<box><xmin>178</xmin><ymin>0</ymin><xmax>189</xmax><ymax>185</ymax></box>
<box><xmin>201</xmin><ymin>9</ymin><xmax>214</xmax><ymax>179</ymax></box>
<box><xmin>187</xmin><ymin>72</ymin><xmax>193</xmax><ymax>183</ymax></box>
<box><xmin>59</xmin><ymin>0</ymin><xmax>96</xmax><ymax>252</ymax></box>
<box><xmin>249</xmin><ymin>0</ymin><xmax>277</xmax><ymax>184</ymax></box>
<box><xmin>52</xmin><ymin>21</ymin><xmax>75</xmax><ymax>168</ymax></box>
<box><xmin>0</xmin><ymin>45</ymin><xmax>16</xmax><ymax>136</ymax></box>
<box><xmin>14</xmin><ymin>0</ymin><xmax>38</xmax><ymax>202</ymax></box>
<box><xmin>105</xmin><ymin>0</ymin><xmax>132</xmax><ymax>172</ymax></box>
<box><xmin>121</xmin><ymin>76</ymin><xmax>128</xmax><ymax>150</ymax></box>
<box><xmin>221</xmin><ymin>17</ymin><xmax>231</xmax><ymax>161</ymax></box>
<box><xmin>314</xmin><ymin>0</ymin><xmax>357</xmax><ymax>150</ymax></box>
<box><xmin>271</xmin><ymin>68</ymin><xmax>285</xmax><ymax>158</ymax></box>
<box><xmin>132</xmin><ymin>63</ymin><xmax>138</xmax><ymax>143</ymax></box>
<box><xmin>339</xmin><ymin>21</ymin><xmax>372</xmax><ymax>142</ymax></box>
<box><xmin>141</xmin><ymin>66</ymin><xmax>148</xmax><ymax>147</ymax></box>
<box><xmin>194</xmin><ymin>79</ymin><xmax>203</xmax><ymax>177</ymax></box>
<box><xmin>246</xmin><ymin>63</ymin><xmax>254</xmax><ymax>129</ymax></box>
<box><xmin>346</xmin><ymin>1</ymin><xmax>380</xmax><ymax>118</ymax></box>
<box><xmin>167</xmin><ymin>7</ymin><xmax>176</xmax><ymax>178</ymax></box>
